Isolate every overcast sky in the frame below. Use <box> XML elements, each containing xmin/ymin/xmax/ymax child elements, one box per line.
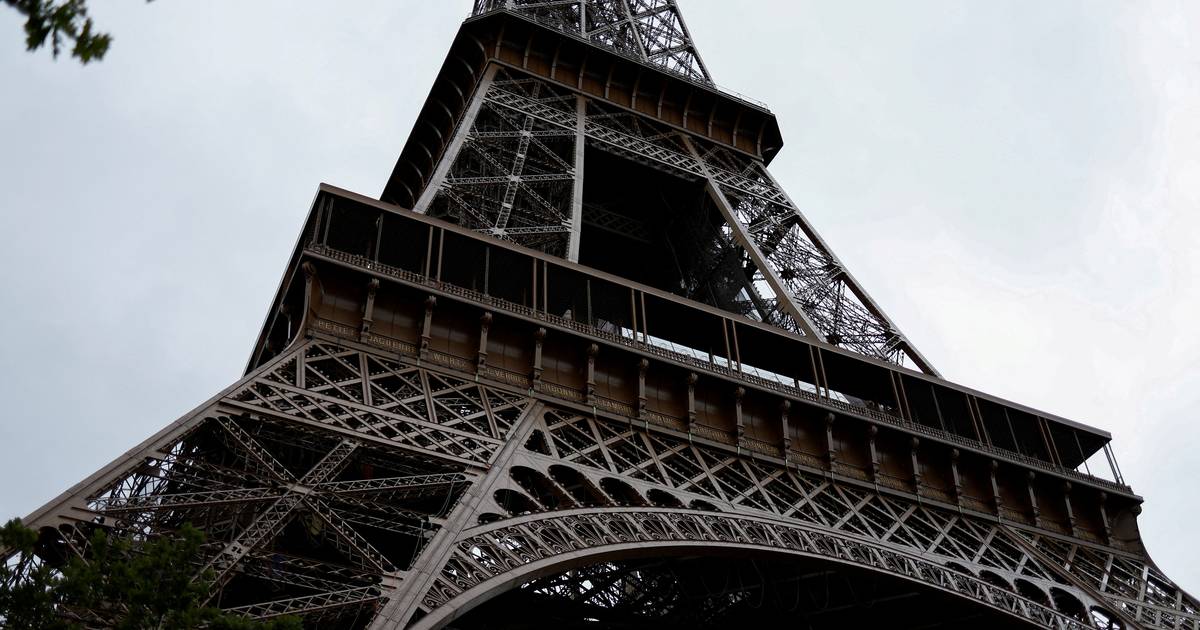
<box><xmin>1</xmin><ymin>0</ymin><xmax>1197</xmax><ymax>594</ymax></box>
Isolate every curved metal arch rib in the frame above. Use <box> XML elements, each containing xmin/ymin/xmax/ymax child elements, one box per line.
<box><xmin>413</xmin><ymin>508</ymin><xmax>1086</xmax><ymax>629</ymax></box>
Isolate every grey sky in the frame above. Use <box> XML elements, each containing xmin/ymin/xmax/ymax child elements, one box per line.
<box><xmin>1</xmin><ymin>0</ymin><xmax>1197</xmax><ymax>593</ymax></box>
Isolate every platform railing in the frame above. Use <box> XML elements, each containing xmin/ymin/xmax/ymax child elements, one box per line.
<box><xmin>305</xmin><ymin>243</ymin><xmax>1133</xmax><ymax>496</ymax></box>
<box><xmin>467</xmin><ymin>4</ymin><xmax>771</xmax><ymax>111</ymax></box>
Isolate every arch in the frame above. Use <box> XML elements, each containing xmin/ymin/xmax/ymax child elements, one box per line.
<box><xmin>688</xmin><ymin>499</ymin><xmax>719</xmax><ymax>512</ymax></box>
<box><xmin>33</xmin><ymin>525</ymin><xmax>72</xmax><ymax>567</ymax></box>
<box><xmin>462</xmin><ymin>554</ymin><xmax>1033</xmax><ymax>628</ymax></box>
<box><xmin>523</xmin><ymin>430</ymin><xmax>551</xmax><ymax>455</ymax></box>
<box><xmin>1015</xmin><ymin>578</ymin><xmax>1052</xmax><ymax>608</ymax></box>
<box><xmin>509</xmin><ymin>466</ymin><xmax>574</xmax><ymax>510</ymax></box>
<box><xmin>1090</xmin><ymin>606</ymin><xmax>1124</xmax><ymax>630</ymax></box>
<box><xmin>599</xmin><ymin>477</ymin><xmax>647</xmax><ymax>507</ymax></box>
<box><xmin>492</xmin><ymin>489</ymin><xmax>537</xmax><ymax>516</ymax></box>
<box><xmin>944</xmin><ymin>561</ymin><xmax>973</xmax><ymax>576</ymax></box>
<box><xmin>645</xmin><ymin>488</ymin><xmax>683</xmax><ymax>508</ymax></box>
<box><xmin>548</xmin><ymin>465</ymin><xmax>608</xmax><ymax>507</ymax></box>
<box><xmin>979</xmin><ymin>569</ymin><xmax>1013</xmax><ymax>591</ymax></box>
<box><xmin>476</xmin><ymin>512</ymin><xmax>504</xmax><ymax>526</ymax></box>
<box><xmin>1050</xmin><ymin>586</ymin><xmax>1087</xmax><ymax>620</ymax></box>
<box><xmin>414</xmin><ymin>509</ymin><xmax>1074</xmax><ymax>630</ymax></box>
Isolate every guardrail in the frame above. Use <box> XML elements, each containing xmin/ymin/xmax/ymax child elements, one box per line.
<box><xmin>306</xmin><ymin>244</ymin><xmax>1133</xmax><ymax>496</ymax></box>
<box><xmin>467</xmin><ymin>6</ymin><xmax>771</xmax><ymax>111</ymax></box>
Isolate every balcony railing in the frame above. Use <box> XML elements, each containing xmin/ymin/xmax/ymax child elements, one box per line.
<box><xmin>305</xmin><ymin>243</ymin><xmax>1132</xmax><ymax>496</ymax></box>
<box><xmin>467</xmin><ymin>5</ymin><xmax>771</xmax><ymax>111</ymax></box>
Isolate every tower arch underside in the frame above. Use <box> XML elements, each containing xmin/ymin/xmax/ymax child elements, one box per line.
<box><xmin>417</xmin><ymin>509</ymin><xmax>1069</xmax><ymax>629</ymax></box>
<box><xmin>432</xmin><ymin>547</ymin><xmax>1055</xmax><ymax>629</ymax></box>
<box><xmin>406</xmin><ymin>403</ymin><xmax>1102</xmax><ymax>629</ymax></box>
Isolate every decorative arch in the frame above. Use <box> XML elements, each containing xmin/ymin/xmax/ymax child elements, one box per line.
<box><xmin>645</xmin><ymin>488</ymin><xmax>683</xmax><ymax>508</ymax></box>
<box><xmin>1016</xmin><ymin>577</ymin><xmax>1053</xmax><ymax>608</ymax></box>
<box><xmin>598</xmin><ymin>477</ymin><xmax>647</xmax><ymax>507</ymax></box>
<box><xmin>1090</xmin><ymin>606</ymin><xmax>1125</xmax><ymax>629</ymax></box>
<box><xmin>509</xmin><ymin>466</ymin><xmax>574</xmax><ymax>510</ymax></box>
<box><xmin>1051</xmin><ymin>586</ymin><xmax>1088</xmax><ymax>621</ymax></box>
<box><xmin>945</xmin><ymin>561</ymin><xmax>974</xmax><ymax>576</ymax></box>
<box><xmin>476</xmin><ymin>512</ymin><xmax>504</xmax><ymax>526</ymax></box>
<box><xmin>980</xmin><ymin>569</ymin><xmax>1015</xmax><ymax>591</ymax></box>
<box><xmin>414</xmin><ymin>508</ymin><xmax>1083</xmax><ymax>629</ymax></box>
<box><xmin>492</xmin><ymin>488</ymin><xmax>538</xmax><ymax>516</ymax></box>
<box><xmin>547</xmin><ymin>465</ymin><xmax>607</xmax><ymax>507</ymax></box>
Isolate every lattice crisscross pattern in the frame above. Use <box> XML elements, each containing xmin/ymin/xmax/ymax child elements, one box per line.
<box><xmin>473</xmin><ymin>0</ymin><xmax>711</xmax><ymax>83</ymax></box>
<box><xmin>403</xmin><ymin>405</ymin><xmax>1200</xmax><ymax>629</ymax></box>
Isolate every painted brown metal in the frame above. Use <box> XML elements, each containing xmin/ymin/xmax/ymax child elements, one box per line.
<box><xmin>7</xmin><ymin>3</ymin><xmax>1196</xmax><ymax>630</ymax></box>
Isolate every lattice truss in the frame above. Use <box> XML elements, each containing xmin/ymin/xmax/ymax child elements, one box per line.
<box><xmin>579</xmin><ymin>97</ymin><xmax>806</xmax><ymax>333</ymax></box>
<box><xmin>414</xmin><ymin>407</ymin><xmax>1200</xmax><ymax>629</ymax></box>
<box><xmin>427</xmin><ymin>76</ymin><xmax>578</xmax><ymax>257</ymax></box>
<box><xmin>472</xmin><ymin>0</ymin><xmax>711</xmax><ymax>83</ymax></box>
<box><xmin>518</xmin><ymin>559</ymin><xmax>781</xmax><ymax>625</ymax></box>
<box><xmin>426</xmin><ymin>67</ymin><xmax>931</xmax><ymax>372</ymax></box>
<box><xmin>500</xmin><ymin>556</ymin><xmax>1056</xmax><ymax>627</ymax></box>
<box><xmin>1</xmin><ymin>340</ymin><xmax>535</xmax><ymax>627</ymax></box>
<box><xmin>695</xmin><ymin>141</ymin><xmax>923</xmax><ymax>367</ymax></box>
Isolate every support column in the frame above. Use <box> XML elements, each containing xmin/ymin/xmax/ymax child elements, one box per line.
<box><xmin>823</xmin><ymin>412</ymin><xmax>837</xmax><ymax>471</ymax></box>
<box><xmin>1098</xmin><ymin>492</ymin><xmax>1112</xmax><ymax>543</ymax></box>
<box><xmin>909</xmin><ymin>437</ymin><xmax>922</xmax><ymax>492</ymax></box>
<box><xmin>867</xmin><ymin>425</ymin><xmax>880</xmax><ymax>482</ymax></box>
<box><xmin>1027</xmin><ymin>471</ymin><xmax>1042</xmax><ymax>527</ymax></box>
<box><xmin>413</xmin><ymin>65</ymin><xmax>500</xmax><ymax>214</ymax></box>
<box><xmin>1063</xmin><ymin>481</ymin><xmax>1077</xmax><ymax>536</ymax></box>
<box><xmin>675</xmin><ymin>136</ymin><xmax>818</xmax><ymax>337</ymax></box>
<box><xmin>301</xmin><ymin>262</ymin><xmax>317</xmax><ymax>333</ymax></box>
<box><xmin>367</xmin><ymin>404</ymin><xmax>544</xmax><ymax>630</ymax></box>
<box><xmin>760</xmin><ymin>164</ymin><xmax>940</xmax><ymax>376</ymax></box>
<box><xmin>686</xmin><ymin>372</ymin><xmax>698</xmax><ymax>428</ymax></box>
<box><xmin>636</xmin><ymin>359</ymin><xmax>649</xmax><ymax>418</ymax></box>
<box><xmin>419</xmin><ymin>296</ymin><xmax>437</xmax><ymax>358</ymax></box>
<box><xmin>361</xmin><ymin>278</ymin><xmax>379</xmax><ymax>334</ymax></box>
<box><xmin>950</xmin><ymin>448</ymin><xmax>963</xmax><ymax>505</ymax></box>
<box><xmin>477</xmin><ymin>312</ymin><xmax>492</xmax><ymax>369</ymax></box>
<box><xmin>567</xmin><ymin>95</ymin><xmax>586</xmax><ymax>262</ymax></box>
<box><xmin>779</xmin><ymin>400</ymin><xmax>791</xmax><ymax>454</ymax></box>
<box><xmin>990</xmin><ymin>460</ymin><xmax>1003</xmax><ymax>518</ymax></box>
<box><xmin>585</xmin><ymin>344</ymin><xmax>598</xmax><ymax>405</ymax></box>
<box><xmin>532</xmin><ymin>328</ymin><xmax>546</xmax><ymax>389</ymax></box>
<box><xmin>733</xmin><ymin>386</ymin><xmax>745</xmax><ymax>443</ymax></box>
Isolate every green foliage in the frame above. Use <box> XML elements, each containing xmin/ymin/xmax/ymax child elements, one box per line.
<box><xmin>3</xmin><ymin>0</ymin><xmax>152</xmax><ymax>63</ymax></box>
<box><xmin>0</xmin><ymin>519</ymin><xmax>64</xmax><ymax>629</ymax></box>
<box><xmin>1</xmin><ymin>518</ymin><xmax>302</xmax><ymax>630</ymax></box>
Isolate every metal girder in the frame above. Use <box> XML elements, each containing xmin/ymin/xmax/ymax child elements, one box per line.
<box><xmin>91</xmin><ymin>487</ymin><xmax>282</xmax><ymax>512</ymax></box>
<box><xmin>10</xmin><ymin>3</ymin><xmax>1192</xmax><ymax>630</ymax></box>
<box><xmin>422</xmin><ymin>67</ymin><xmax>938</xmax><ymax>374</ymax></box>
<box><xmin>9</xmin><ymin>336</ymin><xmax>1187</xmax><ymax>630</ymax></box>
<box><xmin>473</xmin><ymin>0</ymin><xmax>712</xmax><ymax>84</ymax></box>
<box><xmin>318</xmin><ymin>473</ymin><xmax>470</xmax><ymax>498</ymax></box>
<box><xmin>239</xmin><ymin>553</ymin><xmax>364</xmax><ymax>594</ymax></box>
<box><xmin>4</xmin><ymin>339</ymin><xmax>526</xmax><ymax>627</ymax></box>
<box><xmin>417</xmin><ymin>67</ymin><xmax>580</xmax><ymax>257</ymax></box>
<box><xmin>199</xmin><ymin>431</ymin><xmax>362</xmax><ymax>592</ymax></box>
<box><xmin>223</xmin><ymin>586</ymin><xmax>383</xmax><ymax>620</ymax></box>
<box><xmin>420</xmin><ymin>508</ymin><xmax>1087</xmax><ymax>629</ymax></box>
<box><xmin>303</xmin><ymin>497</ymin><xmax>393</xmax><ymax>574</ymax></box>
<box><xmin>238</xmin><ymin>549</ymin><xmax>378</xmax><ymax>595</ymax></box>
<box><xmin>393</xmin><ymin>405</ymin><xmax>1193</xmax><ymax>630</ymax></box>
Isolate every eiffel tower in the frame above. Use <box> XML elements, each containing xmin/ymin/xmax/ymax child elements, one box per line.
<box><xmin>6</xmin><ymin>2</ymin><xmax>1195</xmax><ymax>628</ymax></box>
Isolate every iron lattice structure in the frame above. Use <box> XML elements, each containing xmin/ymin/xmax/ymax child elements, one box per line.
<box><xmin>472</xmin><ymin>0</ymin><xmax>712</xmax><ymax>83</ymax></box>
<box><xmin>6</xmin><ymin>3</ymin><xmax>1197</xmax><ymax>630</ymax></box>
